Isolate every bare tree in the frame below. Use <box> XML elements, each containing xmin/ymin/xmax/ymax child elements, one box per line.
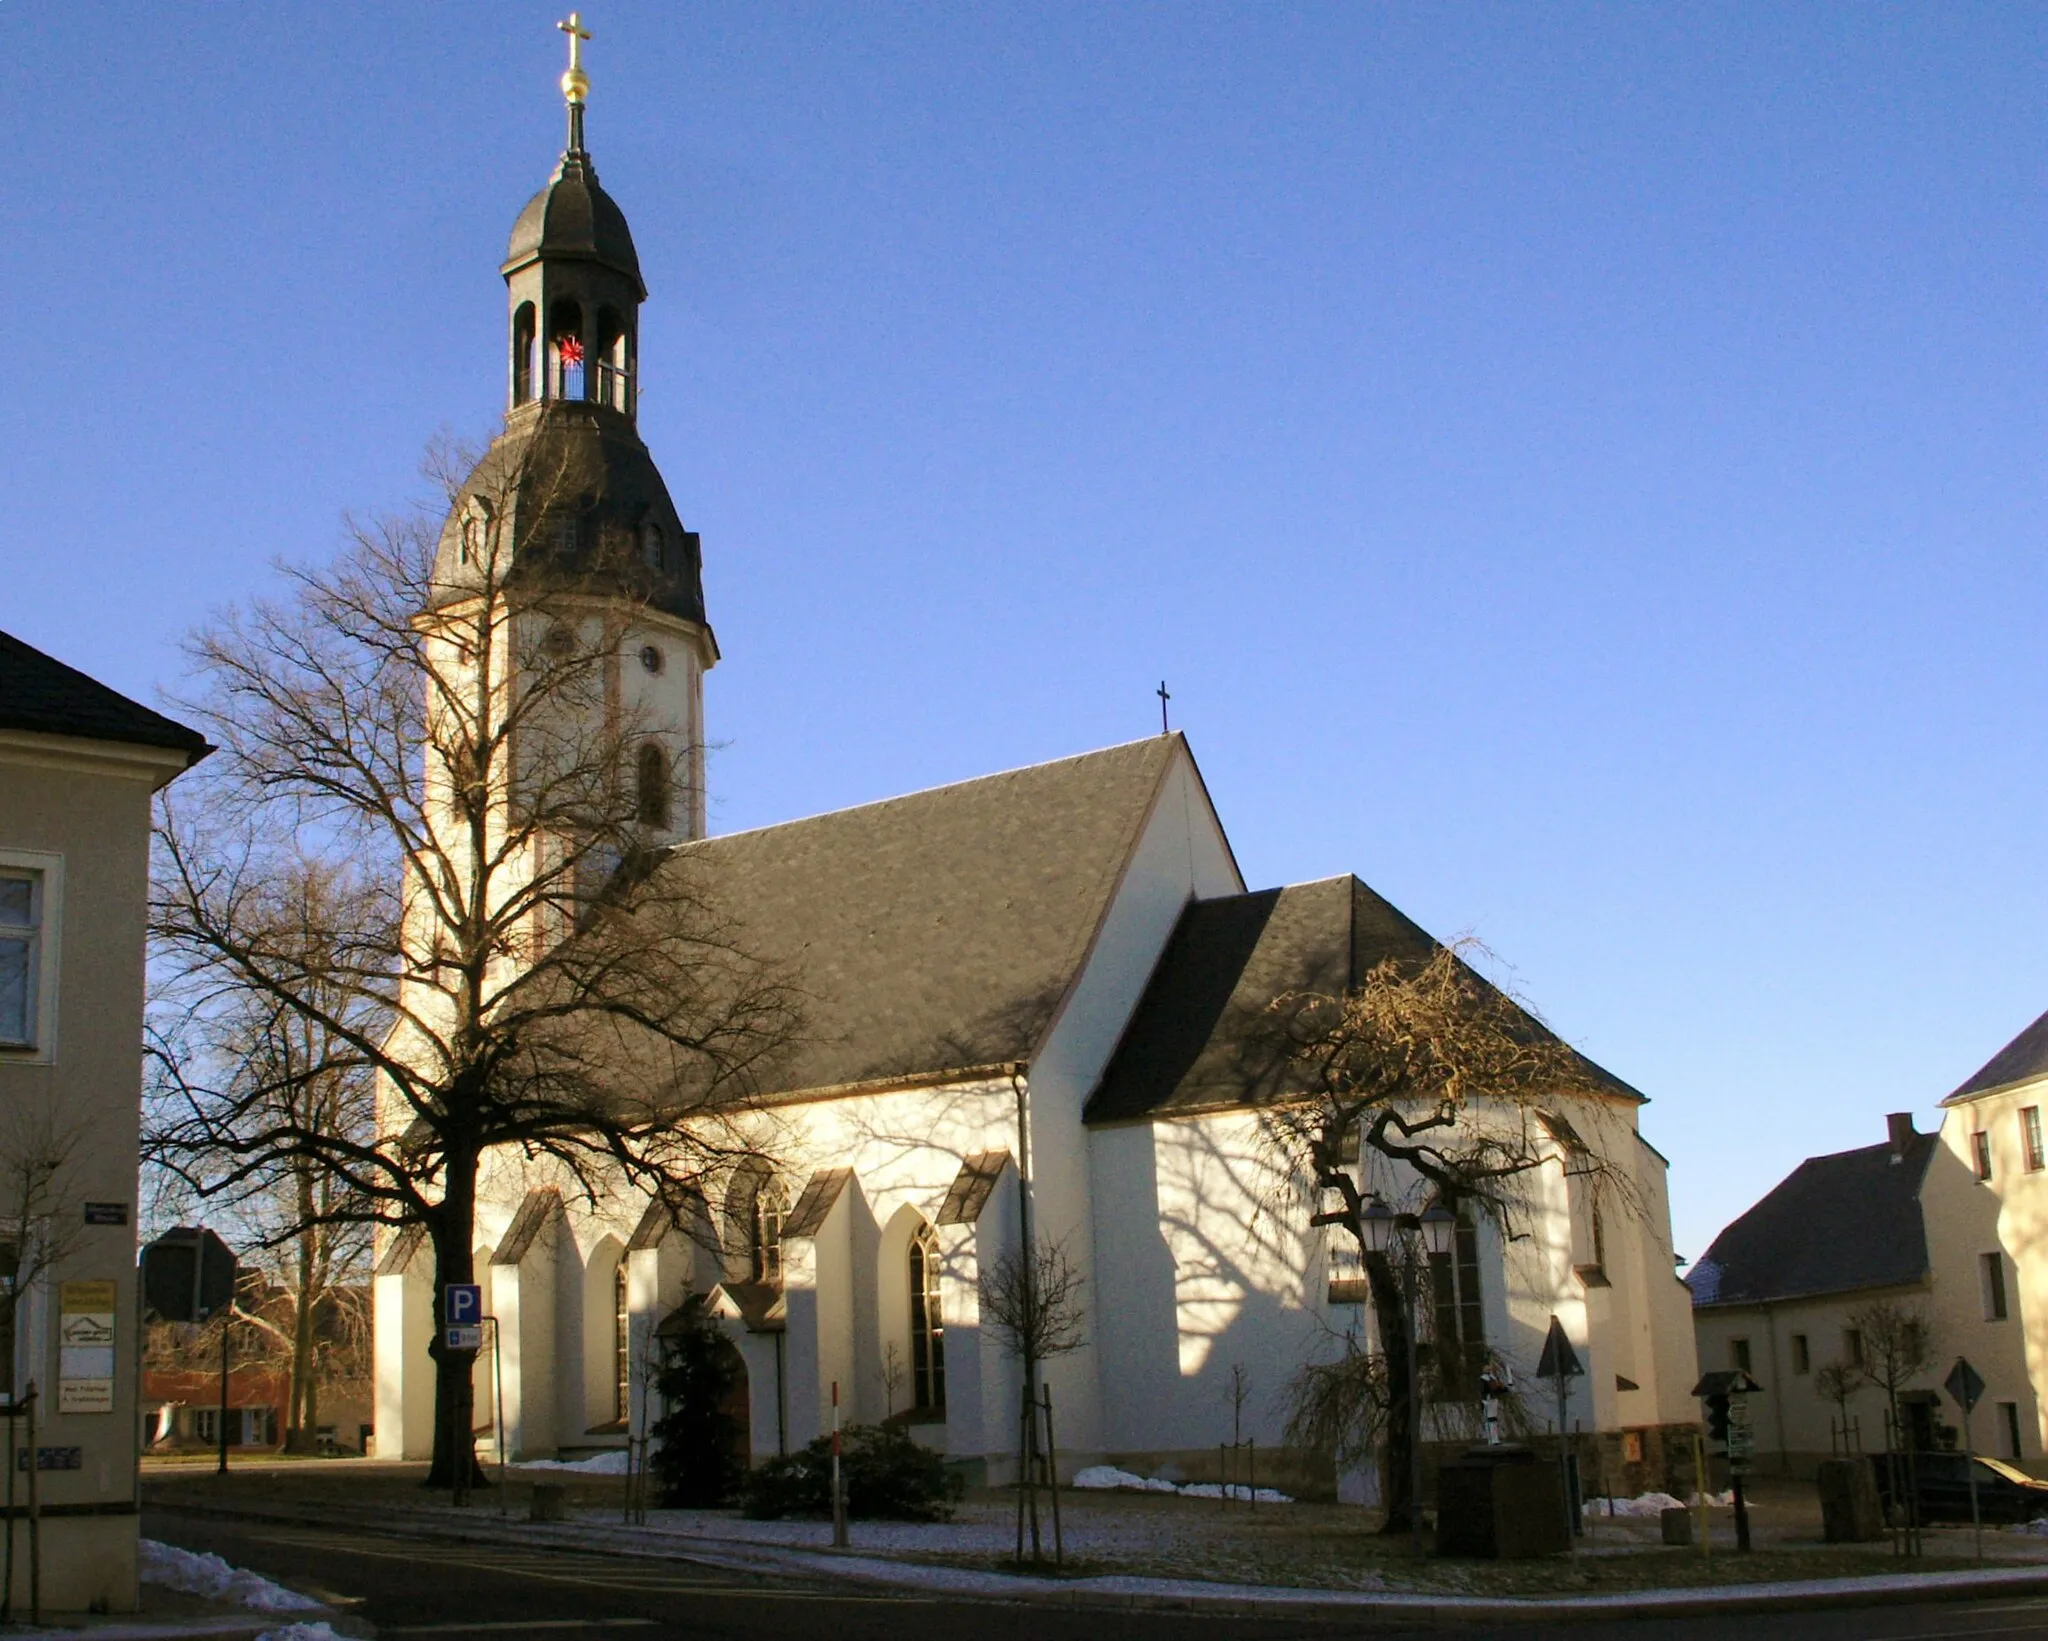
<box><xmin>1285</xmin><ymin>1336</ymin><xmax>1391</xmax><ymax>1486</ymax></box>
<box><xmin>1814</xmin><ymin>1359</ymin><xmax>1865</xmax><ymax>1451</ymax></box>
<box><xmin>148</xmin><ymin>862</ymin><xmax>378</xmax><ymax>1451</ymax></box>
<box><xmin>980</xmin><ymin>1235</ymin><xmax>1086</xmax><ymax>1562</ymax></box>
<box><xmin>978</xmin><ymin>1238</ymin><xmax>1087</xmax><ymax>1367</ymax></box>
<box><xmin>149</xmin><ymin>439</ymin><xmax>803</xmax><ymax>1487</ymax></box>
<box><xmin>0</xmin><ymin>1102</ymin><xmax>91</xmax><ymax>1402</ymax></box>
<box><xmin>1261</xmin><ymin>938</ymin><xmax>1631</xmax><ymax>1532</ymax></box>
<box><xmin>1847</xmin><ymin>1298</ymin><xmax>1934</xmax><ymax>1448</ymax></box>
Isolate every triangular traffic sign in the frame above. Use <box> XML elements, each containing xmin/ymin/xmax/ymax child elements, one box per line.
<box><xmin>1536</xmin><ymin>1315</ymin><xmax>1583</xmax><ymax>1380</ymax></box>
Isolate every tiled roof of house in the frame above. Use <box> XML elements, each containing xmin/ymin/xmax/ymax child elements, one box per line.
<box><xmin>1947</xmin><ymin>1007</ymin><xmax>2048</xmax><ymax>1102</ymax></box>
<box><xmin>1084</xmin><ymin>875</ymin><xmax>1643</xmax><ymax>1124</ymax></box>
<box><xmin>0</xmin><ymin>629</ymin><xmax>210</xmax><ymax>760</ymax></box>
<box><xmin>665</xmin><ymin>736</ymin><xmax>1199</xmax><ymax>1100</ymax></box>
<box><xmin>1687</xmin><ymin>1130</ymin><xmax>1940</xmax><ymax>1308</ymax></box>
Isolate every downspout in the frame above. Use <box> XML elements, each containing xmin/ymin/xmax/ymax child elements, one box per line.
<box><xmin>1011</xmin><ymin>1065</ymin><xmax>1037</xmax><ymax>1467</ymax></box>
<box><xmin>774</xmin><ymin>1331</ymin><xmax>787</xmax><ymax>1457</ymax></box>
<box><xmin>1765</xmin><ymin>1301</ymin><xmax>1788</xmax><ymax>1472</ymax></box>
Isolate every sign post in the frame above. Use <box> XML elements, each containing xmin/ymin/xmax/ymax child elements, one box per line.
<box><xmin>1536</xmin><ymin>1317</ymin><xmax>1585</xmax><ymax>1556</ymax></box>
<box><xmin>1692</xmin><ymin>1371</ymin><xmax>1762</xmax><ymax>1553</ymax></box>
<box><xmin>1945</xmin><ymin>1357</ymin><xmax>1987</xmax><ymax>1564</ymax></box>
<box><xmin>443</xmin><ymin>1284</ymin><xmax>483</xmax><ymax>1352</ymax></box>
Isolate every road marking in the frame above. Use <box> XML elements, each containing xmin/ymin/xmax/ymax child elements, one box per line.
<box><xmin>385</xmin><ymin>1624</ymin><xmax>658</xmax><ymax>1635</ymax></box>
<box><xmin>1860</xmin><ymin>1625</ymin><xmax>2048</xmax><ymax>1640</ymax></box>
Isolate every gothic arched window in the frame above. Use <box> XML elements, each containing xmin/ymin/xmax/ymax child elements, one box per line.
<box><xmin>909</xmin><ymin>1224</ymin><xmax>945</xmax><ymax>1412</ymax></box>
<box><xmin>614</xmin><ymin>1261</ymin><xmax>631</xmax><ymax>1423</ymax></box>
<box><xmin>636</xmin><ymin>743</ymin><xmax>670</xmax><ymax>828</ymax></box>
<box><xmin>750</xmin><ymin>1176</ymin><xmax>787</xmax><ymax>1285</ymax></box>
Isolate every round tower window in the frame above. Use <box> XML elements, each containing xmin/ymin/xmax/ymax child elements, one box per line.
<box><xmin>639</xmin><ymin>645</ymin><xmax>664</xmax><ymax>675</ymax></box>
<box><xmin>543</xmin><ymin>623</ymin><xmax>576</xmax><ymax>657</ymax></box>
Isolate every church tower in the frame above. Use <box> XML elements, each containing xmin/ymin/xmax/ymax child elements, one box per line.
<box><xmin>430</xmin><ymin>14</ymin><xmax>714</xmax><ymax>853</ymax></box>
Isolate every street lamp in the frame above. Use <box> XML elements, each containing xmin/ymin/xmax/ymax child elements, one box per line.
<box><xmin>1359</xmin><ymin>1195</ymin><xmax>1452</xmax><ymax>1550</ymax></box>
<box><xmin>1420</xmin><ymin>1201</ymin><xmax>1457</xmax><ymax>1260</ymax></box>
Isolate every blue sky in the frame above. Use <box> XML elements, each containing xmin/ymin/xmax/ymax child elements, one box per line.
<box><xmin>8</xmin><ymin>3</ymin><xmax>2044</xmax><ymax>1263</ymax></box>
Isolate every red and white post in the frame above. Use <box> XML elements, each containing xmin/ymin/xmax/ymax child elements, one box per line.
<box><xmin>830</xmin><ymin>1380</ymin><xmax>848</xmax><ymax>1547</ymax></box>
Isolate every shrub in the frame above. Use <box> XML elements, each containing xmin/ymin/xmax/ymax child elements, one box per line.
<box><xmin>741</xmin><ymin>1423</ymin><xmax>963</xmax><ymax>1522</ymax></box>
<box><xmin>647</xmin><ymin>1305</ymin><xmax>746</xmax><ymax>1507</ymax></box>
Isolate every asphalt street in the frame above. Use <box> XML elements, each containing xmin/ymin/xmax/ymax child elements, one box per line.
<box><xmin>143</xmin><ymin>1509</ymin><xmax>2048</xmax><ymax>1641</ymax></box>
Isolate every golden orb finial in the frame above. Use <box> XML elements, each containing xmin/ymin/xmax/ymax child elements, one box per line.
<box><xmin>558</xmin><ymin>12</ymin><xmax>592</xmax><ymax>107</ymax></box>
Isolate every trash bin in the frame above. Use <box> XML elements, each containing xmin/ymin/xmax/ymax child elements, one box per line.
<box><xmin>1660</xmin><ymin>1505</ymin><xmax>1694</xmax><ymax>1545</ymax></box>
<box><xmin>1435</xmin><ymin>1445</ymin><xmax>1571</xmax><ymax>1559</ymax></box>
<box><xmin>531</xmin><ymin>1483</ymin><xmax>568</xmax><ymax>1522</ymax></box>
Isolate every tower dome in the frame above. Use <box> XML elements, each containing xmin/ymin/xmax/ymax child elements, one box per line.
<box><xmin>504</xmin><ymin>151</ymin><xmax>644</xmax><ymax>299</ymax></box>
<box><xmin>430</xmin><ymin>13</ymin><xmax>714</xmax><ymax>647</ymax></box>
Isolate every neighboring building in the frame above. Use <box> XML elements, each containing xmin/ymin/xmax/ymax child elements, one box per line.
<box><xmin>144</xmin><ymin>1284</ymin><xmax>374</xmax><ymax>1457</ymax></box>
<box><xmin>0</xmin><ymin>630</ymin><xmax>208</xmax><ymax>1611</ymax></box>
<box><xmin>374</xmin><ymin>47</ymin><xmax>1702</xmax><ymax>1497</ymax></box>
<box><xmin>1691</xmin><ymin>1107</ymin><xmax>2038</xmax><ymax>1473</ymax></box>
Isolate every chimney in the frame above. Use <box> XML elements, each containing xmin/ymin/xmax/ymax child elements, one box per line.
<box><xmin>1887</xmin><ymin>1112</ymin><xmax>1916</xmax><ymax>1162</ymax></box>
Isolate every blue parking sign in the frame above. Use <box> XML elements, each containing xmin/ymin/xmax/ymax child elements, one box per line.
<box><xmin>445</xmin><ymin>1284</ymin><xmax>482</xmax><ymax>1326</ymax></box>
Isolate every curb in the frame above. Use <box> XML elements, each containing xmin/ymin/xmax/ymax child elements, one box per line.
<box><xmin>141</xmin><ymin>1494</ymin><xmax>2048</xmax><ymax>1626</ymax></box>
<box><xmin>5</xmin><ymin>1613</ymin><xmax>351</xmax><ymax>1640</ymax></box>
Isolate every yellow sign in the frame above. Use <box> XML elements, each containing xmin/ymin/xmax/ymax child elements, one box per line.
<box><xmin>59</xmin><ymin>1281</ymin><xmax>116</xmax><ymax>1314</ymax></box>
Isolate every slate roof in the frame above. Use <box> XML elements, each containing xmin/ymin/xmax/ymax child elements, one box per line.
<box><xmin>0</xmin><ymin>630</ymin><xmax>210</xmax><ymax>761</ymax></box>
<box><xmin>505</xmin><ymin>151</ymin><xmax>644</xmax><ymax>296</ymax></box>
<box><xmin>1686</xmin><ymin>1132</ymin><xmax>1940</xmax><ymax>1308</ymax></box>
<box><xmin>1085</xmin><ymin>874</ymin><xmax>1642</xmax><ymax>1125</ymax></box>
<box><xmin>937</xmin><ymin>1150</ymin><xmax>1012</xmax><ymax>1226</ymax></box>
<box><xmin>1947</xmin><ymin>1008</ymin><xmax>2048</xmax><ymax>1103</ymax></box>
<box><xmin>492</xmin><ymin>1188</ymin><xmax>563</xmax><ymax>1266</ymax></box>
<box><xmin>668</xmin><ymin>736</ymin><xmax>1193</xmax><ymax>1100</ymax></box>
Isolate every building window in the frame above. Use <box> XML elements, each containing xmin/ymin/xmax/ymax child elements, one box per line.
<box><xmin>1844</xmin><ymin>1327</ymin><xmax>1864</xmax><ymax>1368</ymax></box>
<box><xmin>0</xmin><ymin>872</ymin><xmax>43</xmax><ymax>1050</ymax></box>
<box><xmin>908</xmin><ymin>1223</ymin><xmax>946</xmax><ymax>1412</ymax></box>
<box><xmin>642</xmin><ymin>523</ymin><xmax>666</xmax><ymax>572</ymax></box>
<box><xmin>1731</xmin><ymin>1337</ymin><xmax>1753</xmax><ymax>1374</ymax></box>
<box><xmin>2002</xmin><ymin>1401</ymin><xmax>2024</xmax><ymax>1460</ymax></box>
<box><xmin>635</xmin><ymin>744</ymin><xmax>670</xmax><ymax>828</ymax></box>
<box><xmin>1791</xmin><ymin>1333</ymin><xmax>1810</xmax><ymax>1375</ymax></box>
<box><xmin>614</xmin><ymin>1261</ymin><xmax>632</xmax><ymax>1423</ymax></box>
<box><xmin>2023</xmin><ymin>1107</ymin><xmax>2044</xmax><ymax>1174</ymax></box>
<box><xmin>749</xmin><ymin>1176</ymin><xmax>787</xmax><ymax>1286</ymax></box>
<box><xmin>1983</xmin><ymin>1251</ymin><xmax>2011</xmax><ymax>1321</ymax></box>
<box><xmin>1326</xmin><ymin>1220</ymin><xmax>1366</xmax><ymax>1305</ymax></box>
<box><xmin>1972</xmin><ymin>1129</ymin><xmax>1993</xmax><ymax>1181</ymax></box>
<box><xmin>193</xmin><ymin>1408</ymin><xmax>218</xmax><ymax>1444</ymax></box>
<box><xmin>1429</xmin><ymin>1215</ymin><xmax>1487</xmax><ymax>1398</ymax></box>
<box><xmin>639</xmin><ymin>644</ymin><xmax>664</xmax><ymax>675</ymax></box>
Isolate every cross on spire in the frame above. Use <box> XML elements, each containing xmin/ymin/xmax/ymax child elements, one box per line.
<box><xmin>1157</xmin><ymin>680</ymin><xmax>1172</xmax><ymax>735</ymax></box>
<box><xmin>557</xmin><ymin>12</ymin><xmax>592</xmax><ymax>151</ymax></box>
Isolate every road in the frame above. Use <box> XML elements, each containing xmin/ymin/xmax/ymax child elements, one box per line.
<box><xmin>143</xmin><ymin>1508</ymin><xmax>2048</xmax><ymax>1641</ymax></box>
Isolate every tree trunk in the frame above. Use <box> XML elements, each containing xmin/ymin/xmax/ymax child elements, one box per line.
<box><xmin>1366</xmin><ymin>1249</ymin><xmax>1415</xmax><ymax>1534</ymax></box>
<box><xmin>424</xmin><ymin>1152</ymin><xmax>485</xmax><ymax>1490</ymax></box>
<box><xmin>285</xmin><ymin>1173</ymin><xmax>319</xmax><ymax>1453</ymax></box>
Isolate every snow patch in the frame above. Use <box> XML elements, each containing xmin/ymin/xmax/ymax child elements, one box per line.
<box><xmin>257</xmin><ymin>1627</ymin><xmax>347</xmax><ymax>1641</ymax></box>
<box><xmin>513</xmin><ymin>1450</ymin><xmax>631</xmax><ymax>1474</ymax></box>
<box><xmin>139</xmin><ymin>1539</ymin><xmax>324</xmax><ymax>1612</ymax></box>
<box><xmin>1583</xmin><ymin>1490</ymin><xmax>1735</xmax><ymax>1516</ymax></box>
<box><xmin>1071</xmin><ymin>1464</ymin><xmax>1290</xmax><ymax>1503</ymax></box>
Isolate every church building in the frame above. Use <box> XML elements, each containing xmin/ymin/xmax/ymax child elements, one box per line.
<box><xmin>373</xmin><ymin>35</ymin><xmax>1700</xmax><ymax>1496</ymax></box>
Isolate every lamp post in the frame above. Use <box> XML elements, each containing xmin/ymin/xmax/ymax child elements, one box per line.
<box><xmin>1361</xmin><ymin>1196</ymin><xmax>1457</xmax><ymax>1550</ymax></box>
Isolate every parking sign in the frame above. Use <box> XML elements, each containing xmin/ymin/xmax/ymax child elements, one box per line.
<box><xmin>444</xmin><ymin>1283</ymin><xmax>482</xmax><ymax>1349</ymax></box>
